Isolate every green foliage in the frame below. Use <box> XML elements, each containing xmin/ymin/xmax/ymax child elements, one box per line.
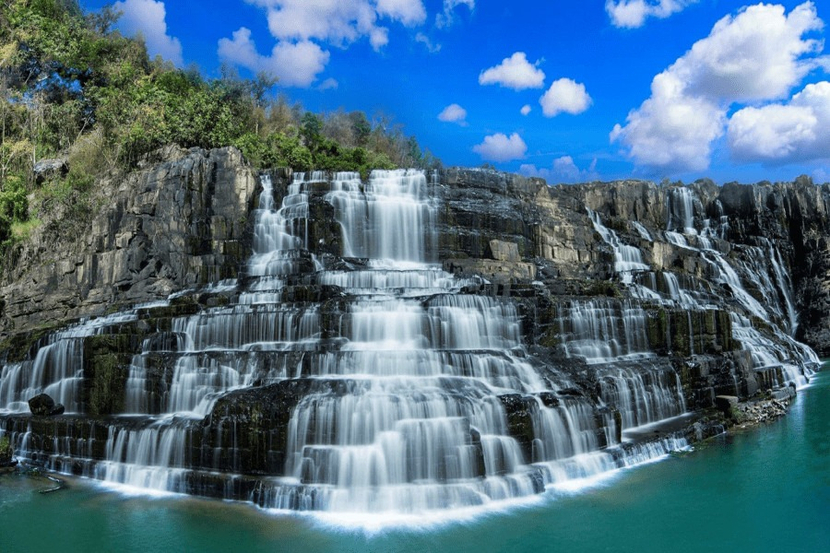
<box><xmin>233</xmin><ymin>131</ymin><xmax>313</xmax><ymax>171</ymax></box>
<box><xmin>0</xmin><ymin>435</ymin><xmax>12</xmax><ymax>460</ymax></box>
<box><xmin>0</xmin><ymin>174</ymin><xmax>28</xmax><ymax>244</ymax></box>
<box><xmin>0</xmin><ymin>0</ymin><xmax>440</xmax><ymax>264</ymax></box>
<box><xmin>10</xmin><ymin>217</ymin><xmax>41</xmax><ymax>241</ymax></box>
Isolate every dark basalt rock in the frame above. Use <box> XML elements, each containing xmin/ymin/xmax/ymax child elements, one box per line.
<box><xmin>197</xmin><ymin>379</ymin><xmax>340</xmax><ymax>474</ymax></box>
<box><xmin>1</xmin><ymin>146</ymin><xmax>257</xmax><ymax>338</ymax></box>
<box><xmin>28</xmin><ymin>394</ymin><xmax>64</xmax><ymax>417</ymax></box>
<box><xmin>498</xmin><ymin>394</ymin><xmax>537</xmax><ymax>460</ymax></box>
<box><xmin>0</xmin><ymin>152</ymin><xmax>827</xmax><ymax>507</ymax></box>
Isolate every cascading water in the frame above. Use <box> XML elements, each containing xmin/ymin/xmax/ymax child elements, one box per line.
<box><xmin>660</xmin><ymin>187</ymin><xmax>818</xmax><ymax>386</ymax></box>
<box><xmin>248</xmin><ymin>171</ymin><xmax>675</xmax><ymax>513</ymax></box>
<box><xmin>555</xmin><ymin>300</ymin><xmax>652</xmax><ymax>364</ymax></box>
<box><xmin>1</xmin><ymin>171</ymin><xmax>820</xmax><ymax>519</ymax></box>
<box><xmin>667</xmin><ymin>187</ymin><xmax>697</xmax><ymax>235</ymax></box>
<box><xmin>0</xmin><ymin>308</ymin><xmax>157</xmax><ymax>415</ymax></box>
<box><xmin>587</xmin><ymin>209</ymin><xmax>648</xmax><ymax>283</ymax></box>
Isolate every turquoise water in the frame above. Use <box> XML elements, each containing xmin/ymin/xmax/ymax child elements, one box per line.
<box><xmin>2</xmin><ymin>371</ymin><xmax>829</xmax><ymax>553</ymax></box>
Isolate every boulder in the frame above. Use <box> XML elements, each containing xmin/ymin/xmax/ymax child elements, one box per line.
<box><xmin>714</xmin><ymin>395</ymin><xmax>739</xmax><ymax>413</ymax></box>
<box><xmin>28</xmin><ymin>394</ymin><xmax>65</xmax><ymax>416</ymax></box>
<box><xmin>33</xmin><ymin>158</ymin><xmax>69</xmax><ymax>184</ymax></box>
<box><xmin>770</xmin><ymin>387</ymin><xmax>796</xmax><ymax>401</ymax></box>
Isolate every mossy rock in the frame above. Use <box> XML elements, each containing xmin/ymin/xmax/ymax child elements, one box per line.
<box><xmin>0</xmin><ymin>436</ymin><xmax>13</xmax><ymax>465</ymax></box>
<box><xmin>728</xmin><ymin>404</ymin><xmax>748</xmax><ymax>424</ymax></box>
<box><xmin>583</xmin><ymin>280</ymin><xmax>621</xmax><ymax>298</ymax></box>
<box><xmin>0</xmin><ymin>322</ymin><xmax>67</xmax><ymax>363</ymax></box>
<box><xmin>84</xmin><ymin>352</ymin><xmax>127</xmax><ymax>416</ymax></box>
<box><xmin>539</xmin><ymin>327</ymin><xmax>561</xmax><ymax>349</ymax></box>
<box><xmin>82</xmin><ymin>333</ymin><xmax>140</xmax><ymax>416</ymax></box>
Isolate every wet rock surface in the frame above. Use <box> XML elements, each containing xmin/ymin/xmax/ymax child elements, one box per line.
<box><xmin>27</xmin><ymin>394</ymin><xmax>65</xmax><ymax>417</ymax></box>
<box><xmin>0</xmin><ymin>157</ymin><xmax>825</xmax><ymax>509</ymax></box>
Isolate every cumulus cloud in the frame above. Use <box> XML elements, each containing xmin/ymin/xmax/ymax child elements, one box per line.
<box><xmin>479</xmin><ymin>52</ymin><xmax>545</xmax><ymax>90</ymax></box>
<box><xmin>612</xmin><ymin>2</ymin><xmax>827</xmax><ymax>171</ymax></box>
<box><xmin>436</xmin><ymin>0</ymin><xmax>475</xmax><ymax>28</ymax></box>
<box><xmin>245</xmin><ymin>0</ymin><xmax>426</xmax><ymax>48</ymax></box>
<box><xmin>438</xmin><ymin>103</ymin><xmax>467</xmax><ymax>125</ymax></box>
<box><xmin>610</xmin><ymin>72</ymin><xmax>726</xmax><ymax>171</ymax></box>
<box><xmin>606</xmin><ymin>0</ymin><xmax>695</xmax><ymax>29</ymax></box>
<box><xmin>539</xmin><ymin>78</ymin><xmax>592</xmax><ymax>117</ymax></box>
<box><xmin>376</xmin><ymin>0</ymin><xmax>427</xmax><ymax>26</ymax></box>
<box><xmin>223</xmin><ymin>0</ymin><xmax>432</xmax><ymax>87</ymax></box>
<box><xmin>521</xmin><ymin>104</ymin><xmax>532</xmax><ymax>116</ymax></box>
<box><xmin>473</xmin><ymin>132</ymin><xmax>527</xmax><ymax>162</ymax></box>
<box><xmin>218</xmin><ymin>28</ymin><xmax>329</xmax><ymax>88</ymax></box>
<box><xmin>728</xmin><ymin>81</ymin><xmax>830</xmax><ymax>163</ymax></box>
<box><xmin>113</xmin><ymin>0</ymin><xmax>183</xmax><ymax>66</ymax></box>
<box><xmin>520</xmin><ymin>157</ymin><xmax>599</xmax><ymax>183</ymax></box>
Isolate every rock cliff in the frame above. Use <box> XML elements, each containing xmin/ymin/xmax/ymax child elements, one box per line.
<box><xmin>0</xmin><ymin>149</ymin><xmax>825</xmax><ymax>513</ymax></box>
<box><xmin>0</xmin><ymin>146</ymin><xmax>256</xmax><ymax>338</ymax></box>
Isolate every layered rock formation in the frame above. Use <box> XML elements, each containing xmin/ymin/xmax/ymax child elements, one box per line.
<box><xmin>0</xmin><ymin>146</ymin><xmax>256</xmax><ymax>338</ymax></box>
<box><xmin>0</xmin><ymin>149</ymin><xmax>825</xmax><ymax>514</ymax></box>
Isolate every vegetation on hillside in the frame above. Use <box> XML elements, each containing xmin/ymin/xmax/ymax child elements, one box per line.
<box><xmin>0</xmin><ymin>0</ymin><xmax>438</xmax><ymax>254</ymax></box>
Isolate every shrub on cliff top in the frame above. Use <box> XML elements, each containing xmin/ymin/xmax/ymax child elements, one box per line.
<box><xmin>0</xmin><ymin>0</ymin><xmax>438</xmax><ymax>265</ymax></box>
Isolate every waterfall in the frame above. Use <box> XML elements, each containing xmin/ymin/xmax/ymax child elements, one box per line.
<box><xmin>657</xmin><ymin>186</ymin><xmax>817</xmax><ymax>383</ymax></box>
<box><xmin>597</xmin><ymin>365</ymin><xmax>687</xmax><ymax>429</ymax></box>
<box><xmin>587</xmin><ymin>209</ymin><xmax>648</xmax><ymax>283</ymax></box>
<box><xmin>556</xmin><ymin>300</ymin><xmax>652</xmax><ymax>364</ymax></box>
<box><xmin>667</xmin><ymin>187</ymin><xmax>696</xmax><ymax>234</ymax></box>
<box><xmin>326</xmin><ymin>169</ymin><xmax>437</xmax><ymax>264</ymax></box>
<box><xmin>12</xmin><ymin>169</ymin><xmax>825</xmax><ymax>519</ymax></box>
<box><xmin>0</xmin><ymin>309</ymin><xmax>148</xmax><ymax>414</ymax></box>
<box><xmin>768</xmin><ymin>242</ymin><xmax>799</xmax><ymax>336</ymax></box>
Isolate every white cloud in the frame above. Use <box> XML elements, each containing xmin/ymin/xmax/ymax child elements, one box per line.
<box><xmin>479</xmin><ymin>52</ymin><xmax>545</xmax><ymax>90</ymax></box>
<box><xmin>112</xmin><ymin>0</ymin><xmax>183</xmax><ymax>66</ymax></box>
<box><xmin>473</xmin><ymin>132</ymin><xmax>527</xmax><ymax>162</ymax></box>
<box><xmin>612</xmin><ymin>2</ymin><xmax>827</xmax><ymax>171</ymax></box>
<box><xmin>245</xmin><ymin>0</ymin><xmax>425</xmax><ymax>50</ymax></box>
<box><xmin>318</xmin><ymin>77</ymin><xmax>339</xmax><ymax>91</ymax></box>
<box><xmin>606</xmin><ymin>0</ymin><xmax>696</xmax><ymax>29</ymax></box>
<box><xmin>519</xmin><ymin>164</ymin><xmax>546</xmax><ymax>178</ymax></box>
<box><xmin>254</xmin><ymin>0</ymin><xmax>383</xmax><ymax>50</ymax></box>
<box><xmin>553</xmin><ymin>156</ymin><xmax>583</xmax><ymax>180</ymax></box>
<box><xmin>218</xmin><ymin>28</ymin><xmax>329</xmax><ymax>88</ymax></box>
<box><xmin>436</xmin><ymin>0</ymin><xmax>475</xmax><ymax>28</ymax></box>
<box><xmin>610</xmin><ymin>72</ymin><xmax>726</xmax><ymax>171</ymax></box>
<box><xmin>520</xmin><ymin>157</ymin><xmax>599</xmax><ymax>183</ymax></box>
<box><xmin>728</xmin><ymin>81</ymin><xmax>830</xmax><ymax>163</ymax></box>
<box><xmin>521</xmin><ymin>104</ymin><xmax>532</xmax><ymax>116</ymax></box>
<box><xmin>415</xmin><ymin>32</ymin><xmax>441</xmax><ymax>53</ymax></box>
<box><xmin>813</xmin><ymin>167</ymin><xmax>830</xmax><ymax>183</ymax></box>
<box><xmin>679</xmin><ymin>3</ymin><xmax>824</xmax><ymax>102</ymax></box>
<box><xmin>376</xmin><ymin>0</ymin><xmax>427</xmax><ymax>26</ymax></box>
<box><xmin>539</xmin><ymin>78</ymin><xmax>592</xmax><ymax>117</ymax></box>
<box><xmin>225</xmin><ymin>0</ymin><xmax>432</xmax><ymax>87</ymax></box>
<box><xmin>438</xmin><ymin>103</ymin><xmax>467</xmax><ymax>125</ymax></box>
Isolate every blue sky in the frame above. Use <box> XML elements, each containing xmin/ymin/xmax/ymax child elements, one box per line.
<box><xmin>79</xmin><ymin>1</ymin><xmax>830</xmax><ymax>184</ymax></box>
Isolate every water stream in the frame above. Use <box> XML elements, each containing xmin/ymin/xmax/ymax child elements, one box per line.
<box><xmin>0</xmin><ymin>175</ymin><xmax>819</xmax><ymax>518</ymax></box>
<box><xmin>1</xmin><ymin>368</ymin><xmax>826</xmax><ymax>552</ymax></box>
